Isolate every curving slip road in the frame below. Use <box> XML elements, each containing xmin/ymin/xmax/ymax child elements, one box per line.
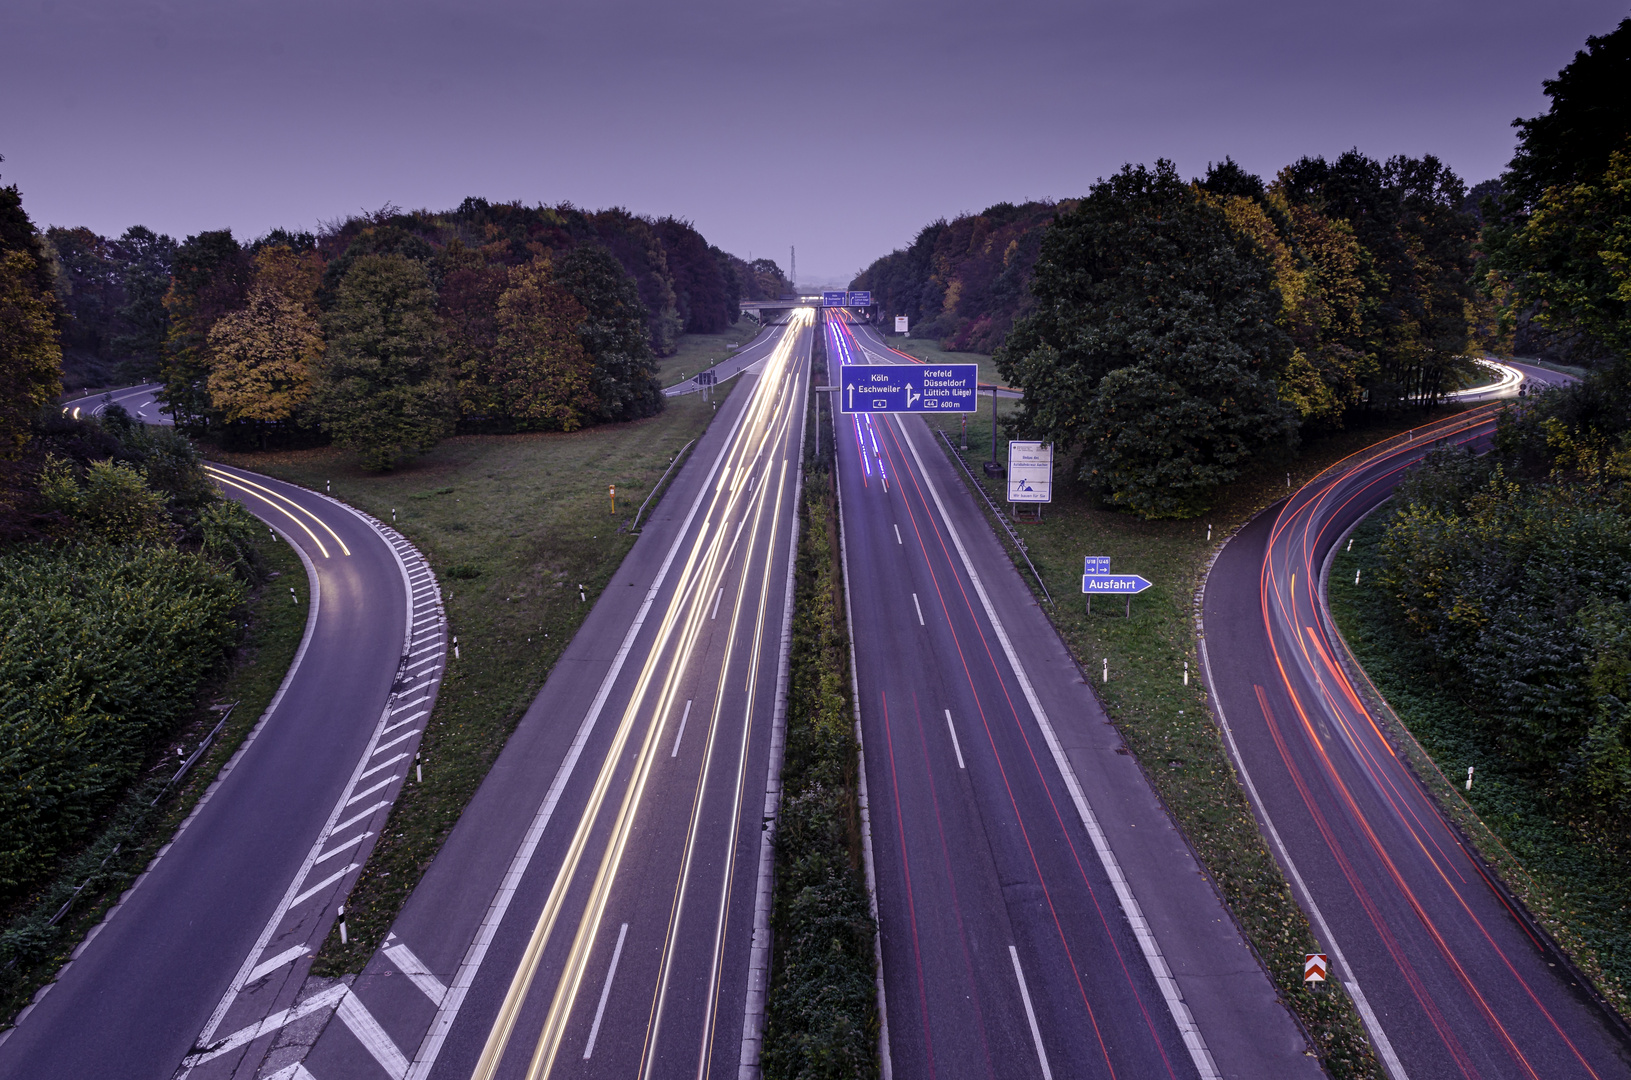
<box><xmin>1202</xmin><ymin>363</ymin><xmax>1631</xmax><ymax>1079</ymax></box>
<box><xmin>0</xmin><ymin>466</ymin><xmax>447</xmax><ymax>1080</ymax></box>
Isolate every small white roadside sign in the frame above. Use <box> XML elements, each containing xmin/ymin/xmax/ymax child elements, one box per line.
<box><xmin>1007</xmin><ymin>441</ymin><xmax>1052</xmax><ymax>503</ymax></box>
<box><xmin>895</xmin><ymin>316</ymin><xmax>909</xmax><ymax>333</ymax></box>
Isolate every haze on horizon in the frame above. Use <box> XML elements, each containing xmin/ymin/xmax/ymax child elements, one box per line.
<box><xmin>3</xmin><ymin>0</ymin><xmax>1624</xmax><ymax>284</ymax></box>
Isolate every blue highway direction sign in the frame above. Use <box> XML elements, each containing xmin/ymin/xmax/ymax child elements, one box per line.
<box><xmin>822</xmin><ymin>291</ymin><xmax>847</xmax><ymax>307</ymax></box>
<box><xmin>1082</xmin><ymin>573</ymin><xmax>1152</xmax><ymax>594</ymax></box>
<box><xmin>839</xmin><ymin>364</ymin><xmax>979</xmax><ymax>413</ymax></box>
<box><xmin>1083</xmin><ymin>556</ymin><xmax>1110</xmax><ymax>574</ymax></box>
<box><xmin>847</xmin><ymin>291</ymin><xmax>872</xmax><ymax>306</ymax></box>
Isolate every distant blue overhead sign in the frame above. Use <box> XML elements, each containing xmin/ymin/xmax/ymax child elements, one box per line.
<box><xmin>848</xmin><ymin>291</ymin><xmax>871</xmax><ymax>306</ymax></box>
<box><xmin>1082</xmin><ymin>574</ymin><xmax>1152</xmax><ymax>594</ymax></box>
<box><xmin>839</xmin><ymin>364</ymin><xmax>979</xmax><ymax>413</ymax></box>
<box><xmin>823</xmin><ymin>291</ymin><xmax>874</xmax><ymax>307</ymax></box>
<box><xmin>822</xmin><ymin>291</ymin><xmax>847</xmax><ymax>307</ymax></box>
<box><xmin>1083</xmin><ymin>556</ymin><xmax>1110</xmax><ymax>574</ymax></box>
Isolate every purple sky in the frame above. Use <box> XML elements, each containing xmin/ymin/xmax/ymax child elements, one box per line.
<box><xmin>3</xmin><ymin>0</ymin><xmax>1624</xmax><ymax>285</ymax></box>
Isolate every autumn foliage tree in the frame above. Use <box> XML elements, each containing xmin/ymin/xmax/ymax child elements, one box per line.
<box><xmin>490</xmin><ymin>261</ymin><xmax>596</xmax><ymax>431</ymax></box>
<box><xmin>0</xmin><ymin>182</ymin><xmax>62</xmax><ymax>458</ymax></box>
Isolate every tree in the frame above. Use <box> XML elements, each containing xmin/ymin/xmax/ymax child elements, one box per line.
<box><xmin>1505</xmin><ymin>17</ymin><xmax>1631</xmax><ymax>212</ymax></box>
<box><xmin>1485</xmin><ymin>19</ymin><xmax>1631</xmax><ymax>362</ymax></box>
<box><xmin>160</xmin><ymin>230</ymin><xmax>251</xmax><ymax>430</ymax></box>
<box><xmin>490</xmin><ymin>260</ymin><xmax>597</xmax><ymax>431</ymax></box>
<box><xmin>553</xmin><ymin>244</ymin><xmax>663</xmax><ymax>423</ymax></box>
<box><xmin>997</xmin><ymin>160</ymin><xmax>1294</xmax><ymax>518</ymax></box>
<box><xmin>312</xmin><ymin>255</ymin><xmax>453</xmax><ymax>469</ymax></box>
<box><xmin>206</xmin><ymin>282</ymin><xmax>322</xmax><ymax>427</ymax></box>
<box><xmin>0</xmin><ymin>250</ymin><xmax>62</xmax><ymax>456</ymax></box>
<box><xmin>653</xmin><ymin>218</ymin><xmax>733</xmax><ymax>333</ymax></box>
<box><xmin>109</xmin><ymin>226</ymin><xmax>176</xmax><ymax>378</ymax></box>
<box><xmin>440</xmin><ymin>262</ymin><xmax>511</xmax><ymax>422</ymax></box>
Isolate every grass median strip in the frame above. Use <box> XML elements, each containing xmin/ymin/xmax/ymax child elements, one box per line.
<box><xmin>761</xmin><ymin>432</ymin><xmax>878</xmax><ymax>1080</ymax></box>
<box><xmin>925</xmin><ymin>382</ymin><xmax>1467</xmax><ymax>1080</ymax></box>
<box><xmin>211</xmin><ymin>390</ymin><xmax>719</xmax><ymax>973</ymax></box>
<box><xmin>0</xmin><ymin>528</ymin><xmax>307</xmax><ymax>1028</ymax></box>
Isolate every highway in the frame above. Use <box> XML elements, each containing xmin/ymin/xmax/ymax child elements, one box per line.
<box><xmin>1201</xmin><ymin>362</ymin><xmax>1631</xmax><ymax>1080</ymax></box>
<box><xmin>60</xmin><ymin>380</ymin><xmax>174</xmax><ymax>425</ymax></box>
<box><xmin>0</xmin><ymin>466</ymin><xmax>447</xmax><ymax>1080</ymax></box>
<box><xmin>825</xmin><ymin>313</ymin><xmax>1321</xmax><ymax>1080</ymax></box>
<box><xmin>289</xmin><ymin>314</ymin><xmax>812</xmax><ymax>1080</ymax></box>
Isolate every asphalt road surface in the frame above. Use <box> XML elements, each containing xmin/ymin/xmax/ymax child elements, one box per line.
<box><xmin>1202</xmin><ymin>363</ymin><xmax>1631</xmax><ymax>1080</ymax></box>
<box><xmin>288</xmin><ymin>315</ymin><xmax>813</xmax><ymax>1080</ymax></box>
<box><xmin>0</xmin><ymin>467</ymin><xmax>447</xmax><ymax>1080</ymax></box>
<box><xmin>60</xmin><ymin>380</ymin><xmax>174</xmax><ymax>425</ymax></box>
<box><xmin>826</xmin><ymin>313</ymin><xmax>1320</xmax><ymax>1080</ymax></box>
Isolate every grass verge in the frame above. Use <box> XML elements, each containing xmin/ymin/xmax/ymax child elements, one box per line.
<box><xmin>1330</xmin><ymin>512</ymin><xmax>1631</xmax><ymax>1019</ymax></box>
<box><xmin>210</xmin><ymin>390</ymin><xmax>722</xmax><ymax>973</ymax></box>
<box><xmin>658</xmin><ymin>322</ymin><xmax>771</xmax><ymax>387</ymax></box>
<box><xmin>0</xmin><ymin>529</ymin><xmax>307</xmax><ymax>1027</ymax></box>
<box><xmin>761</xmin><ymin>402</ymin><xmax>878</xmax><ymax>1079</ymax></box>
<box><xmin>923</xmin><ymin>402</ymin><xmax>1483</xmax><ymax>1079</ymax></box>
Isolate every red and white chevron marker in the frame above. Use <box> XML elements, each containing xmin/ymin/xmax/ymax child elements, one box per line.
<box><xmin>1304</xmin><ymin>953</ymin><xmax>1329</xmax><ymax>983</ymax></box>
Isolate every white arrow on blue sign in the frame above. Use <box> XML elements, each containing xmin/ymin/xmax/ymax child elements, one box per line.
<box><xmin>1082</xmin><ymin>574</ymin><xmax>1152</xmax><ymax>594</ymax></box>
<box><xmin>1083</xmin><ymin>556</ymin><xmax>1110</xmax><ymax>574</ymax></box>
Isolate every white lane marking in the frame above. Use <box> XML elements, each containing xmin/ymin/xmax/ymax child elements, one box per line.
<box><xmin>246</xmin><ymin>945</ymin><xmax>308</xmax><ymax>985</ymax></box>
<box><xmin>315</xmin><ymin>831</ymin><xmax>372</xmax><ymax>865</ymax></box>
<box><xmin>405</xmin><ymin>654</ymin><xmax>439</xmax><ymax>672</ymax></box>
<box><xmin>944</xmin><ymin>710</ymin><xmax>966</xmax><ymax>769</ymax></box>
<box><xmin>912</xmin><ymin>593</ymin><xmax>925</xmax><ymax>626</ymax></box>
<box><xmin>1198</xmin><ymin>639</ymin><xmax>1410</xmax><ymax>1079</ymax></box>
<box><xmin>385</xmin><ymin>942</ymin><xmax>449</xmax><ymax>1006</ymax></box>
<box><xmin>264</xmin><ymin>1063</ymin><xmax>319</xmax><ymax>1080</ymax></box>
<box><xmin>897</xmin><ymin>419</ymin><xmax>1220</xmax><ymax>1079</ymax></box>
<box><xmin>391</xmin><ymin>695</ymin><xmax>431</xmax><ymax>713</ymax></box>
<box><xmin>397</xmin><ymin>676</ymin><xmax>438</xmax><ymax>697</ymax></box>
<box><xmin>711</xmin><ymin>586</ymin><xmax>724</xmax><ymax>620</ymax></box>
<box><xmin>404</xmin><ymin>386</ymin><xmax>756</xmax><ymax>1080</ymax></box>
<box><xmin>290</xmin><ymin>863</ymin><xmax>359</xmax><ymax>909</ymax></box>
<box><xmin>332</xmin><ymin>801</ymin><xmax>389</xmax><ymax>837</ymax></box>
<box><xmin>894</xmin><ymin>523</ymin><xmax>903</xmax><ymax>545</ymax></box>
<box><xmin>184</xmin><ymin>984</ymin><xmax>348</xmax><ymax>1066</ymax></box>
<box><xmin>582</xmin><ymin>923</ymin><xmax>629</xmax><ymax>1060</ymax></box>
<box><xmin>374</xmin><ymin>728</ymin><xmax>422</xmax><ymax>756</ymax></box>
<box><xmin>670</xmin><ymin>699</ymin><xmax>694</xmax><ymax>758</ymax></box>
<box><xmin>346</xmin><ymin>776</ymin><xmax>400</xmax><ymax>806</ymax></box>
<box><xmin>337</xmin><ymin>990</ymin><xmax>410</xmax><ymax>1079</ymax></box>
<box><xmin>1009</xmin><ymin>946</ymin><xmax>1054</xmax><ymax>1080</ymax></box>
<box><xmin>359</xmin><ymin>753</ymin><xmax>408</xmax><ymax>781</ymax></box>
<box><xmin>383</xmin><ymin>711</ymin><xmax>427</xmax><ymax>734</ymax></box>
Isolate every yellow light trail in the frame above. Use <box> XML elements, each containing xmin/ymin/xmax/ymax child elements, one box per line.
<box><xmin>204</xmin><ymin>465</ymin><xmax>352</xmax><ymax>556</ymax></box>
<box><xmin>470</xmin><ymin>311</ymin><xmax>812</xmax><ymax>1080</ymax></box>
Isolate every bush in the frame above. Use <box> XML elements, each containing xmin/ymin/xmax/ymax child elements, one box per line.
<box><xmin>0</xmin><ymin>545</ymin><xmax>243</xmax><ymax>898</ymax></box>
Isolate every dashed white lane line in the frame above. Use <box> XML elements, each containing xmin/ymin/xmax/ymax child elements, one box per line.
<box><xmin>315</xmin><ymin>832</ymin><xmax>373</xmax><ymax>866</ymax></box>
<box><xmin>392</xmin><ymin>695</ymin><xmax>431</xmax><ymax>713</ymax></box>
<box><xmin>246</xmin><ymin>946</ymin><xmax>309</xmax><ymax>985</ymax></box>
<box><xmin>912</xmin><ymin>593</ymin><xmax>925</xmax><ymax>626</ymax></box>
<box><xmin>670</xmin><ymin>699</ymin><xmax>694</xmax><ymax>758</ymax></box>
<box><xmin>337</xmin><ymin>990</ymin><xmax>409</xmax><ymax>1079</ymax></box>
<box><xmin>711</xmin><ymin>586</ymin><xmax>724</xmax><ymax>620</ymax></box>
<box><xmin>385</xmin><ymin>942</ymin><xmax>448</xmax><ymax>1006</ymax></box>
<box><xmin>290</xmin><ymin>863</ymin><xmax>360</xmax><ymax>909</ymax></box>
<box><xmin>582</xmin><ymin>923</ymin><xmax>629</xmax><ymax>1060</ymax></box>
<box><xmin>944</xmin><ymin>710</ymin><xmax>966</xmax><ymax>770</ymax></box>
<box><xmin>1009</xmin><ymin>946</ymin><xmax>1054</xmax><ymax>1080</ymax></box>
<box><xmin>405</xmin><ymin>654</ymin><xmax>439</xmax><ymax>673</ymax></box>
<box><xmin>894</xmin><ymin>523</ymin><xmax>902</xmax><ymax>545</ymax></box>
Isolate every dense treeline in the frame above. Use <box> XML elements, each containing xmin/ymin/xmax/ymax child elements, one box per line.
<box><xmin>854</xmin><ymin>20</ymin><xmax>1631</xmax><ymax>518</ymax></box>
<box><xmin>26</xmin><ymin>197</ymin><xmax>777</xmax><ymax>468</ymax></box>
<box><xmin>850</xmin><ymin>200</ymin><xmax>1068</xmax><ymax>353</ymax></box>
<box><xmin>1378</xmin><ymin>364</ymin><xmax>1631</xmax><ymax>821</ymax></box>
<box><xmin>1370</xmin><ymin>18</ymin><xmax>1631</xmax><ymax>823</ymax></box>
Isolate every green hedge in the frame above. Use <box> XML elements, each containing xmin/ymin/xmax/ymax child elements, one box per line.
<box><xmin>762</xmin><ymin>469</ymin><xmax>878</xmax><ymax>1080</ymax></box>
<box><xmin>0</xmin><ymin>545</ymin><xmax>243</xmax><ymax>898</ymax></box>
